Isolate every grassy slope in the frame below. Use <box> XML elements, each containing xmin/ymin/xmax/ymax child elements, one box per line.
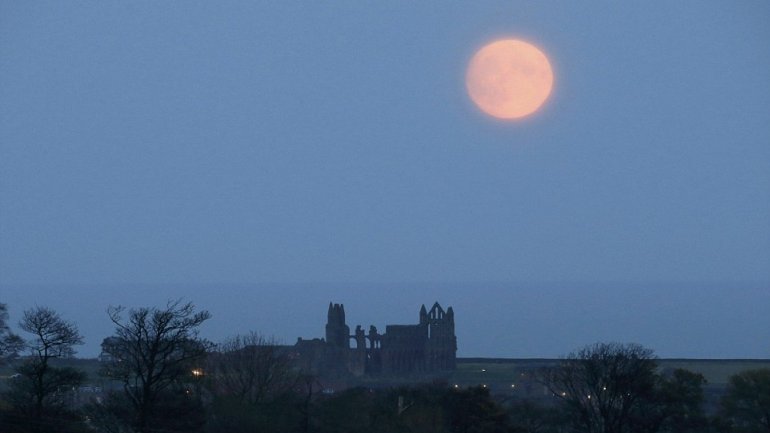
<box><xmin>2</xmin><ymin>357</ymin><xmax>768</xmax><ymax>389</ymax></box>
<box><xmin>453</xmin><ymin>358</ymin><xmax>770</xmax><ymax>386</ymax></box>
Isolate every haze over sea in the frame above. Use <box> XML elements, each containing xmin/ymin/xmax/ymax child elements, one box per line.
<box><xmin>3</xmin><ymin>282</ymin><xmax>767</xmax><ymax>360</ymax></box>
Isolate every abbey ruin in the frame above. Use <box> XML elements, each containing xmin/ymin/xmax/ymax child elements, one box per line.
<box><xmin>293</xmin><ymin>302</ymin><xmax>457</xmax><ymax>377</ymax></box>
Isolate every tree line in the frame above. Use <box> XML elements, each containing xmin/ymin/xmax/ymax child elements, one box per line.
<box><xmin>1</xmin><ymin>301</ymin><xmax>769</xmax><ymax>433</ymax></box>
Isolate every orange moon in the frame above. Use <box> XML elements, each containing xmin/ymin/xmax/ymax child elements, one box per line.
<box><xmin>466</xmin><ymin>39</ymin><xmax>554</xmax><ymax>119</ymax></box>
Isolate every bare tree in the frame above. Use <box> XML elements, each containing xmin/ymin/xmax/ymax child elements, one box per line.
<box><xmin>721</xmin><ymin>368</ymin><xmax>770</xmax><ymax>432</ymax></box>
<box><xmin>0</xmin><ymin>302</ymin><xmax>24</xmax><ymax>361</ymax></box>
<box><xmin>207</xmin><ymin>332</ymin><xmax>297</xmax><ymax>405</ymax></box>
<box><xmin>7</xmin><ymin>306</ymin><xmax>85</xmax><ymax>424</ymax></box>
<box><xmin>205</xmin><ymin>333</ymin><xmax>312</xmax><ymax>433</ymax></box>
<box><xmin>20</xmin><ymin>307</ymin><xmax>83</xmax><ymax>360</ymax></box>
<box><xmin>539</xmin><ymin>342</ymin><xmax>658</xmax><ymax>433</ymax></box>
<box><xmin>102</xmin><ymin>300</ymin><xmax>211</xmax><ymax>433</ymax></box>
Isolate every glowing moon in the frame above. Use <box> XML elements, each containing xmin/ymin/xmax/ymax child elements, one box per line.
<box><xmin>466</xmin><ymin>39</ymin><xmax>554</xmax><ymax>119</ymax></box>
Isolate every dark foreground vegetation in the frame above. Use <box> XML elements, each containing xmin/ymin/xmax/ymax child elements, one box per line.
<box><xmin>1</xmin><ymin>301</ymin><xmax>769</xmax><ymax>433</ymax></box>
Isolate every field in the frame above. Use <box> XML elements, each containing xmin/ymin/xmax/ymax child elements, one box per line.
<box><xmin>0</xmin><ymin>358</ymin><xmax>118</xmax><ymax>392</ymax></box>
<box><xmin>2</xmin><ymin>357</ymin><xmax>768</xmax><ymax>395</ymax></box>
<box><xmin>454</xmin><ymin>358</ymin><xmax>770</xmax><ymax>387</ymax></box>
<box><xmin>451</xmin><ymin>358</ymin><xmax>770</xmax><ymax>410</ymax></box>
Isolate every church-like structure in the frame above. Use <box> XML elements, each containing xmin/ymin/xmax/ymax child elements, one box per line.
<box><xmin>293</xmin><ymin>302</ymin><xmax>457</xmax><ymax>377</ymax></box>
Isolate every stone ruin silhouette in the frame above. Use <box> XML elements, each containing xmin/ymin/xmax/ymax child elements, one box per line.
<box><xmin>293</xmin><ymin>302</ymin><xmax>457</xmax><ymax>377</ymax></box>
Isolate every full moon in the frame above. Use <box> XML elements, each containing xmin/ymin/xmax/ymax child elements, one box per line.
<box><xmin>466</xmin><ymin>39</ymin><xmax>554</xmax><ymax>119</ymax></box>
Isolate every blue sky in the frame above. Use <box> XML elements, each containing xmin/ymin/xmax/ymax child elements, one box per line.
<box><xmin>1</xmin><ymin>2</ymin><xmax>769</xmax><ymax>357</ymax></box>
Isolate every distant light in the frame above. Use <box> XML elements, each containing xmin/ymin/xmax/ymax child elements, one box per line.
<box><xmin>191</xmin><ymin>368</ymin><xmax>204</xmax><ymax>377</ymax></box>
<box><xmin>482</xmin><ymin>384</ymin><xmax>487</xmax><ymax>388</ymax></box>
<box><xmin>561</xmin><ymin>392</ymin><xmax>566</xmax><ymax>396</ymax></box>
<box><xmin>511</xmin><ymin>384</ymin><xmax>516</xmax><ymax>388</ymax></box>
<box><xmin>481</xmin><ymin>369</ymin><xmax>486</xmax><ymax>372</ymax></box>
<box><xmin>602</xmin><ymin>386</ymin><xmax>607</xmax><ymax>391</ymax></box>
<box><xmin>454</xmin><ymin>384</ymin><xmax>459</xmax><ymax>388</ymax></box>
<box><xmin>587</xmin><ymin>395</ymin><xmax>591</xmax><ymax>399</ymax></box>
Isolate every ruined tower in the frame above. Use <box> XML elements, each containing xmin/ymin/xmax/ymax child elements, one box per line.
<box><xmin>325</xmin><ymin>303</ymin><xmax>350</xmax><ymax>349</ymax></box>
<box><xmin>380</xmin><ymin>302</ymin><xmax>457</xmax><ymax>374</ymax></box>
<box><xmin>296</xmin><ymin>301</ymin><xmax>456</xmax><ymax>378</ymax></box>
<box><xmin>422</xmin><ymin>302</ymin><xmax>457</xmax><ymax>370</ymax></box>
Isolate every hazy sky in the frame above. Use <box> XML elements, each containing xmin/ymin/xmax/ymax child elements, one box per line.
<box><xmin>1</xmin><ymin>2</ymin><xmax>769</xmax><ymax>358</ymax></box>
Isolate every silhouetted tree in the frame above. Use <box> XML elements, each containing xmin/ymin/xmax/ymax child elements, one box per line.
<box><xmin>506</xmin><ymin>400</ymin><xmax>568</xmax><ymax>433</ymax></box>
<box><xmin>721</xmin><ymin>368</ymin><xmax>770</xmax><ymax>432</ymax></box>
<box><xmin>443</xmin><ymin>385</ymin><xmax>512</xmax><ymax>433</ymax></box>
<box><xmin>102</xmin><ymin>300</ymin><xmax>211</xmax><ymax>433</ymax></box>
<box><xmin>206</xmin><ymin>332</ymin><xmax>297</xmax><ymax>404</ymax></box>
<box><xmin>205</xmin><ymin>332</ymin><xmax>302</xmax><ymax>433</ymax></box>
<box><xmin>364</xmin><ymin>384</ymin><xmax>514</xmax><ymax>433</ymax></box>
<box><xmin>390</xmin><ymin>383</ymin><xmax>448</xmax><ymax>433</ymax></box>
<box><xmin>652</xmin><ymin>369</ymin><xmax>710</xmax><ymax>433</ymax></box>
<box><xmin>0</xmin><ymin>302</ymin><xmax>24</xmax><ymax>362</ymax></box>
<box><xmin>81</xmin><ymin>395</ymin><xmax>135</xmax><ymax>433</ymax></box>
<box><xmin>539</xmin><ymin>342</ymin><xmax>658</xmax><ymax>433</ymax></box>
<box><xmin>315</xmin><ymin>387</ymin><xmax>376</xmax><ymax>433</ymax></box>
<box><xmin>3</xmin><ymin>306</ymin><xmax>86</xmax><ymax>432</ymax></box>
<box><xmin>298</xmin><ymin>372</ymin><xmax>321</xmax><ymax>433</ymax></box>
